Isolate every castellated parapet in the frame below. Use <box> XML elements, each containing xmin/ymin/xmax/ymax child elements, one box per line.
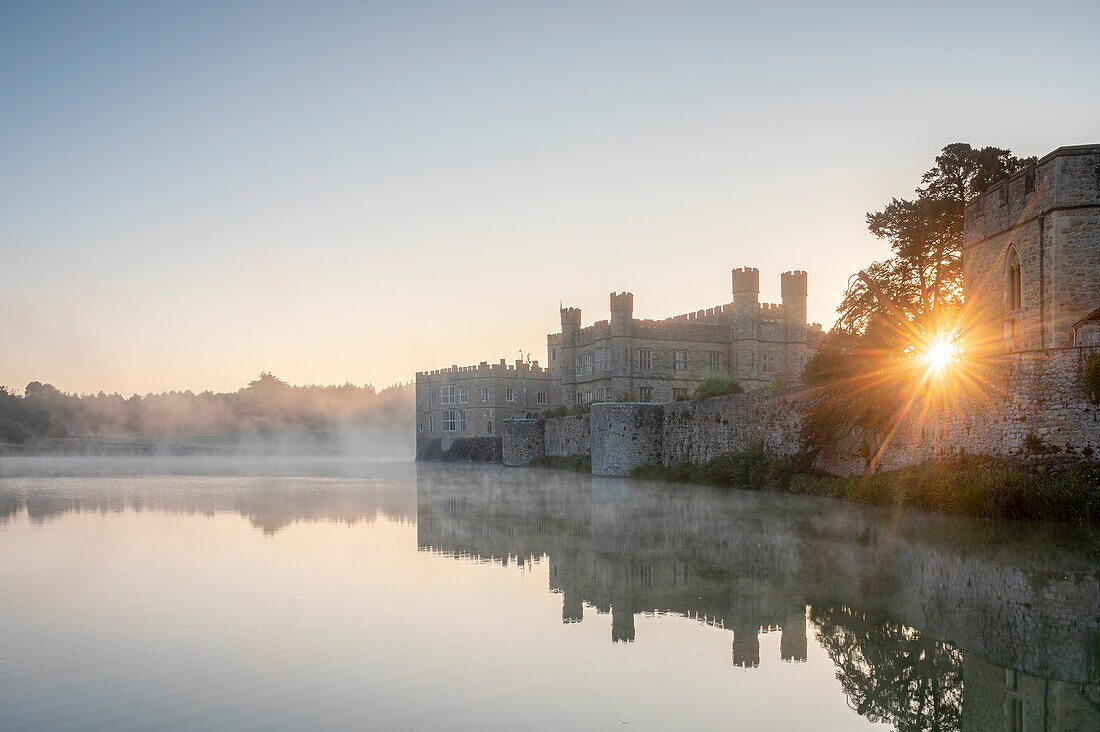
<box><xmin>548</xmin><ymin>268</ymin><xmax>823</xmax><ymax>406</ymax></box>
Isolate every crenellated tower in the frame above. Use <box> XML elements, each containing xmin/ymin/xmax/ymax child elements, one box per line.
<box><xmin>609</xmin><ymin>292</ymin><xmax>634</xmax><ymax>398</ymax></box>
<box><xmin>732</xmin><ymin>267</ymin><xmax>760</xmax><ymax>314</ymax></box>
<box><xmin>780</xmin><ymin>270</ymin><xmax>807</xmax><ymax>325</ymax></box>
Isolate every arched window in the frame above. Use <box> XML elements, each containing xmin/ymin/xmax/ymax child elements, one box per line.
<box><xmin>1005</xmin><ymin>248</ymin><xmax>1021</xmax><ymax>312</ymax></box>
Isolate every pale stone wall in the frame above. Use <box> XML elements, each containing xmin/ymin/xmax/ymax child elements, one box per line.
<box><xmin>544</xmin><ymin>413</ymin><xmax>590</xmax><ymax>457</ymax></box>
<box><xmin>590</xmin><ymin>403</ymin><xmax>664</xmax><ymax>476</ymax></box>
<box><xmin>502</xmin><ymin>420</ymin><xmax>545</xmax><ymax>466</ymax></box>
<box><xmin>661</xmin><ymin>387</ymin><xmax>804</xmax><ymax>466</ymax></box>
<box><xmin>503</xmin><ymin>348</ymin><xmax>1100</xmax><ymax>476</ymax></box>
<box><xmin>963</xmin><ymin>145</ymin><xmax>1100</xmax><ymax>354</ymax></box>
<box><xmin>415</xmin><ymin>358</ymin><xmax>556</xmax><ymax>457</ymax></box>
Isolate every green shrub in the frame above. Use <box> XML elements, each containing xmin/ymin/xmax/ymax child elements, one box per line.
<box><xmin>693</xmin><ymin>373</ymin><xmax>744</xmax><ymax>402</ymax></box>
<box><xmin>631</xmin><ymin>450</ymin><xmax>1100</xmax><ymax>522</ymax></box>
<box><xmin>1084</xmin><ymin>354</ymin><xmax>1100</xmax><ymax>405</ymax></box>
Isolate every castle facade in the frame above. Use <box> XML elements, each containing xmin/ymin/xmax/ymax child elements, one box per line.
<box><xmin>415</xmin><ymin>359</ymin><xmax>554</xmax><ymax>460</ymax></box>
<box><xmin>547</xmin><ymin>269</ymin><xmax>823</xmax><ymax>405</ymax></box>
<box><xmin>963</xmin><ymin>144</ymin><xmax>1100</xmax><ymax>353</ymax></box>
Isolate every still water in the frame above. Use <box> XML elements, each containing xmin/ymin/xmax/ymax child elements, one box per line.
<box><xmin>0</xmin><ymin>458</ymin><xmax>1097</xmax><ymax>731</ymax></box>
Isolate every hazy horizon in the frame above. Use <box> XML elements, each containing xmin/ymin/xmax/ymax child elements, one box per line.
<box><xmin>3</xmin><ymin>1</ymin><xmax>1098</xmax><ymax>395</ymax></box>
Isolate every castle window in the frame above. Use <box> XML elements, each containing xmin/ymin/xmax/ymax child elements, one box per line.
<box><xmin>506</xmin><ymin>388</ymin><xmax>516</xmax><ymax>402</ymax></box>
<box><xmin>584</xmin><ymin>352</ymin><xmax>593</xmax><ymax>375</ymax></box>
<box><xmin>575</xmin><ymin>392</ymin><xmax>583</xmax><ymax>405</ymax></box>
<box><xmin>419</xmin><ymin>423</ymin><xmax>423</xmax><ymax>433</ymax></box>
<box><xmin>638</xmin><ymin>349</ymin><xmax>653</xmax><ymax>370</ymax></box>
<box><xmin>673</xmin><ymin>388</ymin><xmax>689</xmax><ymax>400</ymax></box>
<box><xmin>480</xmin><ymin>387</ymin><xmax>490</xmax><ymax>402</ymax></box>
<box><xmin>458</xmin><ymin>386</ymin><xmax>469</xmax><ymax>404</ymax></box>
<box><xmin>440</xmin><ymin>385</ymin><xmax>455</xmax><ymax>405</ymax></box>
<box><xmin>575</xmin><ymin>356</ymin><xmax>583</xmax><ymax>378</ymax></box>
<box><xmin>595</xmin><ymin>346</ymin><xmax>610</xmax><ymax>371</ymax></box>
<box><xmin>551</xmin><ymin>348</ymin><xmax>557</xmax><ymax>360</ymax></box>
<box><xmin>457</xmin><ymin>409</ymin><xmax>467</xmax><ymax>431</ymax></box>
<box><xmin>1006</xmin><ymin>248</ymin><xmax>1022</xmax><ymax>313</ymax></box>
<box><xmin>763</xmin><ymin>352</ymin><xmax>778</xmax><ymax>374</ymax></box>
<box><xmin>487</xmin><ymin>421</ymin><xmax>492</xmax><ymax>434</ymax></box>
<box><xmin>428</xmin><ymin>416</ymin><xmax>433</xmax><ymax>431</ymax></box>
<box><xmin>537</xmin><ymin>391</ymin><xmax>547</xmax><ymax>405</ymax></box>
<box><xmin>441</xmin><ymin>411</ymin><xmax>456</xmax><ymax>431</ymax></box>
<box><xmin>638</xmin><ymin>386</ymin><xmax>653</xmax><ymax>401</ymax></box>
<box><xmin>584</xmin><ymin>390</ymin><xmax>592</xmax><ymax>403</ymax></box>
<box><xmin>673</xmin><ymin>350</ymin><xmax>688</xmax><ymax>371</ymax></box>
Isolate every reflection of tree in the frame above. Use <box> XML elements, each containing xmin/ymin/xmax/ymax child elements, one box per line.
<box><xmin>811</xmin><ymin>604</ymin><xmax>962</xmax><ymax>732</ymax></box>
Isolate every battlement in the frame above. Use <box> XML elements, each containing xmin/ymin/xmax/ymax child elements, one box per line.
<box><xmin>416</xmin><ymin>358</ymin><xmax>550</xmax><ymax>378</ymax></box>
<box><xmin>964</xmin><ymin>144</ymin><xmax>1100</xmax><ymax>246</ymax></box>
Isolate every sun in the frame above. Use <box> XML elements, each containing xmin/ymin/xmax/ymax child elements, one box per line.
<box><xmin>923</xmin><ymin>339</ymin><xmax>957</xmax><ymax>370</ymax></box>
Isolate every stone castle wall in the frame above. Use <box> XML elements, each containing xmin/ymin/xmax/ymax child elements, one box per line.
<box><xmin>590</xmin><ymin>403</ymin><xmax>664</xmax><ymax>476</ymax></box>
<box><xmin>501</xmin><ymin>420</ymin><xmax>544</xmax><ymax>467</ymax></box>
<box><xmin>544</xmin><ymin>413</ymin><xmax>590</xmax><ymax>457</ymax></box>
<box><xmin>505</xmin><ymin>348</ymin><xmax>1100</xmax><ymax>476</ymax></box>
<box><xmin>963</xmin><ymin>145</ymin><xmax>1100</xmax><ymax>354</ymax></box>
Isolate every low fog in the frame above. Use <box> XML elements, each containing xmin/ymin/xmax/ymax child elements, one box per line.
<box><xmin>0</xmin><ymin>372</ymin><xmax>414</xmax><ymax>459</ymax></box>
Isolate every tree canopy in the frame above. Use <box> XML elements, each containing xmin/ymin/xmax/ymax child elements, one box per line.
<box><xmin>804</xmin><ymin>143</ymin><xmax>1034</xmax><ymax>457</ymax></box>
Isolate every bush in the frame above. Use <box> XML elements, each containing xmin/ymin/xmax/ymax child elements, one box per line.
<box><xmin>693</xmin><ymin>373</ymin><xmax>744</xmax><ymax>402</ymax></box>
<box><xmin>631</xmin><ymin>450</ymin><xmax>1100</xmax><ymax>522</ymax></box>
<box><xmin>1084</xmin><ymin>354</ymin><xmax>1100</xmax><ymax>405</ymax></box>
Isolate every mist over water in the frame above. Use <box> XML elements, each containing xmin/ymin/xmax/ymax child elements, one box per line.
<box><xmin>0</xmin><ymin>458</ymin><xmax>1097</xmax><ymax>731</ymax></box>
<box><xmin>0</xmin><ymin>374</ymin><xmax>415</xmax><ymax>460</ymax></box>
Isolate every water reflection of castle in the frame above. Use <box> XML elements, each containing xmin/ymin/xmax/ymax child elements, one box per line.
<box><xmin>416</xmin><ymin>464</ymin><xmax>1100</xmax><ymax>731</ymax></box>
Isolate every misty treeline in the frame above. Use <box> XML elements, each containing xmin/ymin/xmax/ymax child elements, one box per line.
<box><xmin>0</xmin><ymin>372</ymin><xmax>412</xmax><ymax>447</ymax></box>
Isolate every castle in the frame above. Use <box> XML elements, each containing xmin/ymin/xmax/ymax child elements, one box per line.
<box><xmin>416</xmin><ymin>268</ymin><xmax>821</xmax><ymax>459</ymax></box>
<box><xmin>421</xmin><ymin>144</ymin><xmax>1099</xmax><ymax>467</ymax></box>
<box><xmin>415</xmin><ymin>359</ymin><xmax>553</xmax><ymax>460</ymax></box>
<box><xmin>549</xmin><ymin>269</ymin><xmax>822</xmax><ymax>405</ymax></box>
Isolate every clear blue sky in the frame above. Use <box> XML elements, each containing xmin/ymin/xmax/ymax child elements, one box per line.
<box><xmin>2</xmin><ymin>0</ymin><xmax>1098</xmax><ymax>394</ymax></box>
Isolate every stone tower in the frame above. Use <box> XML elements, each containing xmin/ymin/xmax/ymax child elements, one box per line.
<box><xmin>609</xmin><ymin>292</ymin><xmax>634</xmax><ymax>399</ymax></box>
<box><xmin>559</xmin><ymin>306</ymin><xmax>582</xmax><ymax>405</ymax></box>
<box><xmin>732</xmin><ymin>267</ymin><xmax>760</xmax><ymax>314</ymax></box>
<box><xmin>781</xmin><ymin>270</ymin><xmax>808</xmax><ymax>325</ymax></box>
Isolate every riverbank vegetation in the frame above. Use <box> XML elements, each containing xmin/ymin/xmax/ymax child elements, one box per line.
<box><xmin>528</xmin><ymin>455</ymin><xmax>592</xmax><ymax>473</ymax></box>
<box><xmin>632</xmin><ymin>449</ymin><xmax>1100</xmax><ymax>522</ymax></box>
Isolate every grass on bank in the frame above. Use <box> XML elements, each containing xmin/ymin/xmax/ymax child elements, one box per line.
<box><xmin>631</xmin><ymin>446</ymin><xmax>1100</xmax><ymax>522</ymax></box>
<box><xmin>528</xmin><ymin>454</ymin><xmax>592</xmax><ymax>473</ymax></box>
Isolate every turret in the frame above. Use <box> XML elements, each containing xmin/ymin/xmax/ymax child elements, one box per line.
<box><xmin>732</xmin><ymin>267</ymin><xmax>760</xmax><ymax>313</ymax></box>
<box><xmin>610</xmin><ymin>291</ymin><xmax>633</xmax><ymax>336</ymax></box>
<box><xmin>781</xmin><ymin>270</ymin><xmax>808</xmax><ymax>324</ymax></box>
<box><xmin>560</xmin><ymin>307</ymin><xmax>582</xmax><ymax>343</ymax></box>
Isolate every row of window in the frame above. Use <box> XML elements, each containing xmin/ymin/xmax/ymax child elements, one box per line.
<box><xmin>420</xmin><ymin>408</ymin><xmax>502</xmax><ymax>433</ymax></box>
<box><xmin>572</xmin><ymin>348</ymin><xmax>724</xmax><ymax>376</ymax></box>
<box><xmin>432</xmin><ymin>386</ymin><xmax>546</xmax><ymax>405</ymax></box>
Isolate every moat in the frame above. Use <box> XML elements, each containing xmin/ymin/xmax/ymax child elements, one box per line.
<box><xmin>0</xmin><ymin>458</ymin><xmax>1097</xmax><ymax>731</ymax></box>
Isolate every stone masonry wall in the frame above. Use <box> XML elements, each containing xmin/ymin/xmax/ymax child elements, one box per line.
<box><xmin>502</xmin><ymin>420</ymin><xmax>545</xmax><ymax>466</ymax></box>
<box><xmin>544</xmin><ymin>414</ymin><xmax>591</xmax><ymax>457</ymax></box>
<box><xmin>590</xmin><ymin>403</ymin><xmax>664</xmax><ymax>476</ymax></box>
<box><xmin>661</xmin><ymin>387</ymin><xmax>805</xmax><ymax>466</ymax></box>
<box><xmin>502</xmin><ymin>348</ymin><xmax>1100</xmax><ymax>476</ymax></box>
